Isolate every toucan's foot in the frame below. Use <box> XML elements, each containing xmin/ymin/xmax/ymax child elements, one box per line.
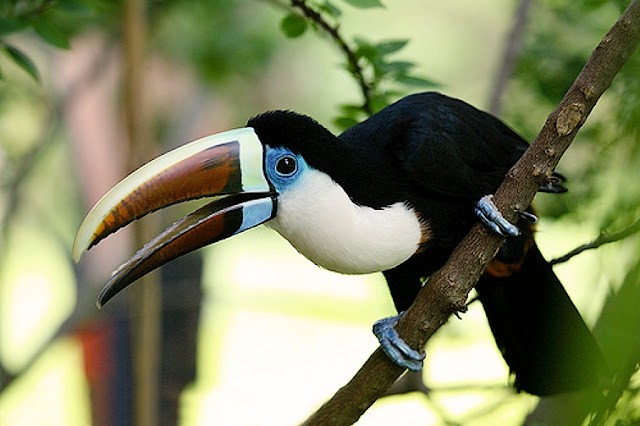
<box><xmin>373</xmin><ymin>312</ymin><xmax>425</xmax><ymax>372</ymax></box>
<box><xmin>538</xmin><ymin>171</ymin><xmax>568</xmax><ymax>193</ymax></box>
<box><xmin>475</xmin><ymin>195</ymin><xmax>520</xmax><ymax>237</ymax></box>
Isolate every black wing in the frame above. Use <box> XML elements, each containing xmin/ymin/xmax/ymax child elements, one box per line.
<box><xmin>476</xmin><ymin>244</ymin><xmax>607</xmax><ymax>395</ymax></box>
<box><xmin>390</xmin><ymin>92</ymin><xmax>528</xmax><ymax>199</ymax></box>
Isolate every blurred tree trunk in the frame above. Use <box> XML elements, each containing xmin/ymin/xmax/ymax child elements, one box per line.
<box><xmin>160</xmin><ymin>254</ymin><xmax>202</xmax><ymax>425</ymax></box>
<box><xmin>122</xmin><ymin>1</ymin><xmax>162</xmax><ymax>425</ymax></box>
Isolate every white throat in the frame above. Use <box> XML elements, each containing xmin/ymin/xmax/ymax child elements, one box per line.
<box><xmin>266</xmin><ymin>169</ymin><xmax>423</xmax><ymax>274</ymax></box>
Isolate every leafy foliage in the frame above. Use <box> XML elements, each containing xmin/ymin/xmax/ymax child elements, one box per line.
<box><xmin>283</xmin><ymin>0</ymin><xmax>438</xmax><ymax>129</ymax></box>
<box><xmin>0</xmin><ymin>42</ymin><xmax>38</xmax><ymax>80</ymax></box>
<box><xmin>150</xmin><ymin>0</ymin><xmax>278</xmax><ymax>84</ymax></box>
<box><xmin>0</xmin><ymin>0</ymin><xmax>107</xmax><ymax>79</ymax></box>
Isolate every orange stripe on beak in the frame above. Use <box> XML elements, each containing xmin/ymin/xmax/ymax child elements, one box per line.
<box><xmin>91</xmin><ymin>142</ymin><xmax>242</xmax><ymax>249</ymax></box>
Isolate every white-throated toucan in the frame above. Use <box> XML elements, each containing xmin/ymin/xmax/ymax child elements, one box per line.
<box><xmin>73</xmin><ymin>92</ymin><xmax>607</xmax><ymax>395</ymax></box>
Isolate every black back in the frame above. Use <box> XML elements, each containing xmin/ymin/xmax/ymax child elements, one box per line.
<box><xmin>340</xmin><ymin>92</ymin><xmax>528</xmax><ymax>199</ymax></box>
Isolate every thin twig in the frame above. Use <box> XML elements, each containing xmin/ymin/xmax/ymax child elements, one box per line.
<box><xmin>289</xmin><ymin>0</ymin><xmax>372</xmax><ymax>114</ymax></box>
<box><xmin>0</xmin><ymin>39</ymin><xmax>114</xmax><ymax>245</ymax></box>
<box><xmin>550</xmin><ymin>217</ymin><xmax>640</xmax><ymax>265</ymax></box>
<box><xmin>0</xmin><ymin>119</ymin><xmax>58</xmax><ymax>239</ymax></box>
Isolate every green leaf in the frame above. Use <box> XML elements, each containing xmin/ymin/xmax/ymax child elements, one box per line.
<box><xmin>32</xmin><ymin>20</ymin><xmax>72</xmax><ymax>49</ymax></box>
<box><xmin>370</xmin><ymin>60</ymin><xmax>409</xmax><ymax>82</ymax></box>
<box><xmin>56</xmin><ymin>0</ymin><xmax>93</xmax><ymax>14</ymax></box>
<box><xmin>339</xmin><ymin>103</ymin><xmax>365</xmax><ymax>115</ymax></box>
<box><xmin>342</xmin><ymin>0</ymin><xmax>384</xmax><ymax>9</ymax></box>
<box><xmin>319</xmin><ymin>1</ymin><xmax>342</xmax><ymax>18</ymax></box>
<box><xmin>379</xmin><ymin>60</ymin><xmax>414</xmax><ymax>75</ymax></box>
<box><xmin>370</xmin><ymin>92</ymin><xmax>393</xmax><ymax>113</ymax></box>
<box><xmin>0</xmin><ymin>18</ymin><xmax>29</xmax><ymax>36</ymax></box>
<box><xmin>3</xmin><ymin>43</ymin><xmax>39</xmax><ymax>81</ymax></box>
<box><xmin>396</xmin><ymin>75</ymin><xmax>440</xmax><ymax>88</ymax></box>
<box><xmin>333</xmin><ymin>115</ymin><xmax>360</xmax><ymax>130</ymax></box>
<box><xmin>375</xmin><ymin>39</ymin><xmax>409</xmax><ymax>55</ymax></box>
<box><xmin>353</xmin><ymin>38</ymin><xmax>378</xmax><ymax>61</ymax></box>
<box><xmin>280</xmin><ymin>13</ymin><xmax>307</xmax><ymax>38</ymax></box>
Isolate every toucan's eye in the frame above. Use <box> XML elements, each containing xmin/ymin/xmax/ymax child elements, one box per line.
<box><xmin>265</xmin><ymin>148</ymin><xmax>305</xmax><ymax>190</ymax></box>
<box><xmin>275</xmin><ymin>155</ymin><xmax>297</xmax><ymax>176</ymax></box>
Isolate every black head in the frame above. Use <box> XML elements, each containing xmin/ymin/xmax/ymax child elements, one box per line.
<box><xmin>247</xmin><ymin>110</ymin><xmax>349</xmax><ymax>175</ymax></box>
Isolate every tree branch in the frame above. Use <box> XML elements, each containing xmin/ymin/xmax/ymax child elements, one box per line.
<box><xmin>289</xmin><ymin>0</ymin><xmax>372</xmax><ymax>114</ymax></box>
<box><xmin>302</xmin><ymin>1</ymin><xmax>640</xmax><ymax>424</ymax></box>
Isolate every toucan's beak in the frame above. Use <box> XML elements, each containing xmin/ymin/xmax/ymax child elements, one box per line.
<box><xmin>73</xmin><ymin>128</ymin><xmax>276</xmax><ymax>307</ymax></box>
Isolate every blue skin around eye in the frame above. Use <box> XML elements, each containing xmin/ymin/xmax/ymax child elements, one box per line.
<box><xmin>264</xmin><ymin>146</ymin><xmax>308</xmax><ymax>192</ymax></box>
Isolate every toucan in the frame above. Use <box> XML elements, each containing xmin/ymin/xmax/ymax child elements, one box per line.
<box><xmin>73</xmin><ymin>92</ymin><xmax>606</xmax><ymax>395</ymax></box>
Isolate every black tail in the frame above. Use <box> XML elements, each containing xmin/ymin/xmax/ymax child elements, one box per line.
<box><xmin>475</xmin><ymin>244</ymin><xmax>607</xmax><ymax>395</ymax></box>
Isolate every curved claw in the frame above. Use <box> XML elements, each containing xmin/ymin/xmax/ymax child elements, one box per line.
<box><xmin>373</xmin><ymin>312</ymin><xmax>425</xmax><ymax>372</ymax></box>
<box><xmin>517</xmin><ymin>210</ymin><xmax>538</xmax><ymax>224</ymax></box>
<box><xmin>475</xmin><ymin>195</ymin><xmax>520</xmax><ymax>237</ymax></box>
<box><xmin>539</xmin><ymin>172</ymin><xmax>568</xmax><ymax>193</ymax></box>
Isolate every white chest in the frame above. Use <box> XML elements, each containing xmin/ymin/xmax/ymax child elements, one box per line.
<box><xmin>266</xmin><ymin>169</ymin><xmax>423</xmax><ymax>274</ymax></box>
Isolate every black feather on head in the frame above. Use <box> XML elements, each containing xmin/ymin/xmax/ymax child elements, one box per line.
<box><xmin>247</xmin><ymin>110</ymin><xmax>346</xmax><ymax>174</ymax></box>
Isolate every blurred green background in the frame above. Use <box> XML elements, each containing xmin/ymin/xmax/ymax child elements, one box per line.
<box><xmin>1</xmin><ymin>0</ymin><xmax>639</xmax><ymax>425</ymax></box>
